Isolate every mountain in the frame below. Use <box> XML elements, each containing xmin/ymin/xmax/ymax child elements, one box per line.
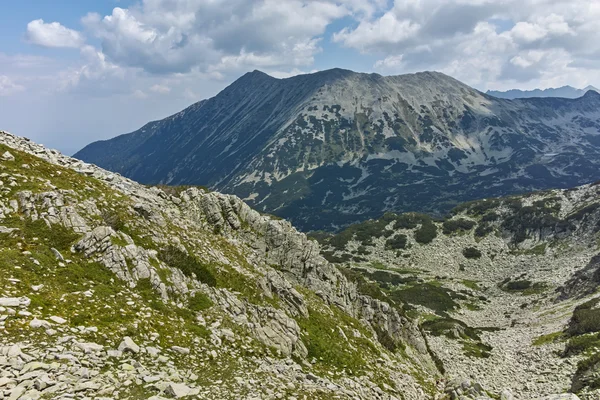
<box><xmin>487</xmin><ymin>85</ymin><xmax>599</xmax><ymax>99</ymax></box>
<box><xmin>0</xmin><ymin>129</ymin><xmax>594</xmax><ymax>399</ymax></box>
<box><xmin>76</xmin><ymin>69</ymin><xmax>600</xmax><ymax>231</ymax></box>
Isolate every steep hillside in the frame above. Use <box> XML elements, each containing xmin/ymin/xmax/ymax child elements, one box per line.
<box><xmin>76</xmin><ymin>69</ymin><xmax>600</xmax><ymax>231</ymax></box>
<box><xmin>316</xmin><ymin>183</ymin><xmax>600</xmax><ymax>399</ymax></box>
<box><xmin>0</xmin><ymin>130</ymin><xmax>588</xmax><ymax>400</ymax></box>
<box><xmin>0</xmin><ymin>130</ymin><xmax>438</xmax><ymax>400</ymax></box>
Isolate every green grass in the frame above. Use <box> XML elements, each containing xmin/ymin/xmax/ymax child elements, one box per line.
<box><xmin>158</xmin><ymin>245</ymin><xmax>217</xmax><ymax>286</ymax></box>
<box><xmin>297</xmin><ymin>305</ymin><xmax>380</xmax><ymax>373</ymax></box>
<box><xmin>532</xmin><ymin>331</ymin><xmax>564</xmax><ymax>346</ymax></box>
<box><xmin>389</xmin><ymin>283</ymin><xmax>464</xmax><ymax>315</ymax></box>
<box><xmin>189</xmin><ymin>292</ymin><xmax>214</xmax><ymax>311</ymax></box>
<box><xmin>462</xmin><ymin>280</ymin><xmax>480</xmax><ymax>291</ymax></box>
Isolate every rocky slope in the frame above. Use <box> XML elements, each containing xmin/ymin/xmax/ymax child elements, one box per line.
<box><xmin>0</xmin><ymin>130</ymin><xmax>588</xmax><ymax>399</ymax></box>
<box><xmin>76</xmin><ymin>69</ymin><xmax>600</xmax><ymax>231</ymax></box>
<box><xmin>0</xmin><ymin>130</ymin><xmax>446</xmax><ymax>400</ymax></box>
<box><xmin>316</xmin><ymin>184</ymin><xmax>600</xmax><ymax>399</ymax></box>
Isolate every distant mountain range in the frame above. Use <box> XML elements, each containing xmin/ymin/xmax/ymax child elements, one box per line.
<box><xmin>76</xmin><ymin>69</ymin><xmax>600</xmax><ymax>231</ymax></box>
<box><xmin>487</xmin><ymin>85</ymin><xmax>599</xmax><ymax>99</ymax></box>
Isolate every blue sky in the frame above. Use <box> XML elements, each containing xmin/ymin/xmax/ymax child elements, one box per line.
<box><xmin>1</xmin><ymin>0</ymin><xmax>599</xmax><ymax>154</ymax></box>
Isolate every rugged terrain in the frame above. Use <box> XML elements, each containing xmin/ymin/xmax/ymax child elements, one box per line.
<box><xmin>316</xmin><ymin>184</ymin><xmax>600</xmax><ymax>399</ymax></box>
<box><xmin>76</xmin><ymin>69</ymin><xmax>600</xmax><ymax>231</ymax></box>
<box><xmin>0</xmin><ymin>130</ymin><xmax>440</xmax><ymax>400</ymax></box>
<box><xmin>0</xmin><ymin>130</ymin><xmax>593</xmax><ymax>399</ymax></box>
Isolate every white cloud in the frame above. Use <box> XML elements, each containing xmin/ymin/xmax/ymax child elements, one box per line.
<box><xmin>337</xmin><ymin>0</ymin><xmax>600</xmax><ymax>90</ymax></box>
<box><xmin>374</xmin><ymin>55</ymin><xmax>404</xmax><ymax>70</ymax></box>
<box><xmin>334</xmin><ymin>13</ymin><xmax>420</xmax><ymax>52</ymax></box>
<box><xmin>26</xmin><ymin>19</ymin><xmax>85</xmax><ymax>48</ymax></box>
<box><xmin>131</xmin><ymin>89</ymin><xmax>148</xmax><ymax>99</ymax></box>
<box><xmin>59</xmin><ymin>45</ymin><xmax>128</xmax><ymax>95</ymax></box>
<box><xmin>0</xmin><ymin>76</ymin><xmax>25</xmax><ymax>96</ymax></box>
<box><xmin>150</xmin><ymin>84</ymin><xmax>170</xmax><ymax>94</ymax></box>
<box><xmin>81</xmin><ymin>1</ymin><xmax>349</xmax><ymax>75</ymax></box>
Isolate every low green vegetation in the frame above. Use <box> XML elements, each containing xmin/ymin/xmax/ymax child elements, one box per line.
<box><xmin>188</xmin><ymin>292</ymin><xmax>214</xmax><ymax>311</ymax></box>
<box><xmin>339</xmin><ymin>267</ymin><xmax>389</xmax><ymax>302</ymax></box>
<box><xmin>385</xmin><ymin>234</ymin><xmax>408</xmax><ymax>250</ymax></box>
<box><xmin>324</xmin><ymin>212</ymin><xmax>437</xmax><ymax>250</ymax></box>
<box><xmin>442</xmin><ymin>218</ymin><xmax>476</xmax><ymax>235</ymax></box>
<box><xmin>414</xmin><ymin>217</ymin><xmax>438</xmax><ymax>244</ymax></box>
<box><xmin>462</xmin><ymin>247</ymin><xmax>482</xmax><ymax>259</ymax></box>
<box><xmin>563</xmin><ymin>297</ymin><xmax>600</xmax><ymax>393</ymax></box>
<box><xmin>421</xmin><ymin>317</ymin><xmax>493</xmax><ymax>358</ymax></box>
<box><xmin>389</xmin><ymin>283</ymin><xmax>465</xmax><ymax>315</ymax></box>
<box><xmin>158</xmin><ymin>245</ymin><xmax>217</xmax><ymax>286</ymax></box>
<box><xmin>567</xmin><ymin>297</ymin><xmax>600</xmax><ymax>336</ymax></box>
<box><xmin>499</xmin><ymin>279</ymin><xmax>548</xmax><ymax>295</ymax></box>
<box><xmin>532</xmin><ymin>331</ymin><xmax>564</xmax><ymax>346</ymax></box>
<box><xmin>462</xmin><ymin>280</ymin><xmax>480</xmax><ymax>291</ymax></box>
<box><xmin>297</xmin><ymin>304</ymin><xmax>380</xmax><ymax>373</ymax></box>
<box><xmin>153</xmin><ymin>184</ymin><xmax>209</xmax><ymax>196</ymax></box>
<box><xmin>452</xmin><ymin>198</ymin><xmax>501</xmax><ymax>216</ymax></box>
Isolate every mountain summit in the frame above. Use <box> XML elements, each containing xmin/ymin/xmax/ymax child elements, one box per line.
<box><xmin>76</xmin><ymin>69</ymin><xmax>600</xmax><ymax>230</ymax></box>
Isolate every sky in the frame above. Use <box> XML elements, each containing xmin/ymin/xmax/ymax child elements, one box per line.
<box><xmin>1</xmin><ymin>0</ymin><xmax>599</xmax><ymax>155</ymax></box>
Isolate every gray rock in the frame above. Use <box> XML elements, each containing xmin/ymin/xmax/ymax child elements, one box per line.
<box><xmin>1</xmin><ymin>151</ymin><xmax>15</xmax><ymax>161</ymax></box>
<box><xmin>118</xmin><ymin>336</ymin><xmax>140</xmax><ymax>354</ymax></box>
<box><xmin>164</xmin><ymin>382</ymin><xmax>197</xmax><ymax>398</ymax></box>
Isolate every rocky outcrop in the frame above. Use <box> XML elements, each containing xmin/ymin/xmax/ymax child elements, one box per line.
<box><xmin>179</xmin><ymin>187</ymin><xmax>429</xmax><ymax>356</ymax></box>
<box><xmin>558</xmin><ymin>253</ymin><xmax>600</xmax><ymax>300</ymax></box>
<box><xmin>0</xmin><ymin>130</ymin><xmax>436</xmax><ymax>399</ymax></box>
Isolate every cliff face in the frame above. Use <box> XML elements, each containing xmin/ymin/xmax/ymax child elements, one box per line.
<box><xmin>0</xmin><ymin>130</ymin><xmax>436</xmax><ymax>400</ymax></box>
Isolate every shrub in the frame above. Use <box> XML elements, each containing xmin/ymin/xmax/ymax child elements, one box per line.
<box><xmin>158</xmin><ymin>245</ymin><xmax>217</xmax><ymax>287</ymax></box>
<box><xmin>385</xmin><ymin>234</ymin><xmax>407</xmax><ymax>250</ymax></box>
<box><xmin>389</xmin><ymin>283</ymin><xmax>463</xmax><ymax>315</ymax></box>
<box><xmin>414</xmin><ymin>219</ymin><xmax>437</xmax><ymax>244</ymax></box>
<box><xmin>505</xmin><ymin>280</ymin><xmax>532</xmax><ymax>291</ymax></box>
<box><xmin>463</xmin><ymin>247</ymin><xmax>482</xmax><ymax>259</ymax></box>
<box><xmin>442</xmin><ymin>218</ymin><xmax>476</xmax><ymax>235</ymax></box>
<box><xmin>475</xmin><ymin>223</ymin><xmax>494</xmax><ymax>238</ymax></box>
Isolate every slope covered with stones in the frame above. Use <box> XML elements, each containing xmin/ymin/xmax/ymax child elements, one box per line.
<box><xmin>0</xmin><ymin>130</ymin><xmax>447</xmax><ymax>400</ymax></box>
<box><xmin>316</xmin><ymin>184</ymin><xmax>600</xmax><ymax>399</ymax></box>
<box><xmin>76</xmin><ymin>69</ymin><xmax>600</xmax><ymax>231</ymax></box>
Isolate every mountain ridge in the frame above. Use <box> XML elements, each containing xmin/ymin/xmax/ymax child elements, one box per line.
<box><xmin>487</xmin><ymin>85</ymin><xmax>599</xmax><ymax>99</ymax></box>
<box><xmin>76</xmin><ymin>68</ymin><xmax>600</xmax><ymax>231</ymax></box>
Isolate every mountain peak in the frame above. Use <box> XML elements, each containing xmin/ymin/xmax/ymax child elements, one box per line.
<box><xmin>76</xmin><ymin>69</ymin><xmax>600</xmax><ymax>231</ymax></box>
